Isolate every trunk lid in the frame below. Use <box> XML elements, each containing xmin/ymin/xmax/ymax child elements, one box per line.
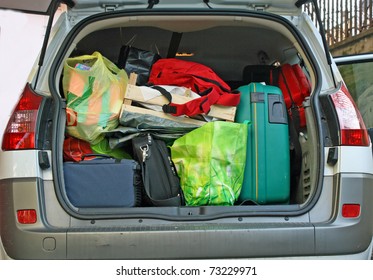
<box><xmin>71</xmin><ymin>0</ymin><xmax>302</xmax><ymax>15</ymax></box>
<box><xmin>0</xmin><ymin>0</ymin><xmax>74</xmax><ymax>14</ymax></box>
<box><xmin>0</xmin><ymin>0</ymin><xmax>302</xmax><ymax>15</ymax></box>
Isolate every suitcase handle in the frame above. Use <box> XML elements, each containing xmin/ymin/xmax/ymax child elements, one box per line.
<box><xmin>81</xmin><ymin>153</ymin><xmax>113</xmax><ymax>160</ymax></box>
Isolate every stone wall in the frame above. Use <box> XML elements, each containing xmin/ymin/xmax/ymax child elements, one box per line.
<box><xmin>330</xmin><ymin>28</ymin><xmax>373</xmax><ymax>56</ymax></box>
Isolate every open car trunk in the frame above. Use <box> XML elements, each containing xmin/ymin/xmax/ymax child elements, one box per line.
<box><xmin>51</xmin><ymin>10</ymin><xmax>319</xmax><ymax>220</ymax></box>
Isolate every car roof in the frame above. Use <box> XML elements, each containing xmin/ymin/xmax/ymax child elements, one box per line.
<box><xmin>334</xmin><ymin>53</ymin><xmax>373</xmax><ymax>65</ymax></box>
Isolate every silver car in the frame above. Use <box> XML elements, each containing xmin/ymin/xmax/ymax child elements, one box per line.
<box><xmin>0</xmin><ymin>0</ymin><xmax>372</xmax><ymax>259</ymax></box>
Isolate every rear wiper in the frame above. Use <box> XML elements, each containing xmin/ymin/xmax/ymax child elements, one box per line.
<box><xmin>204</xmin><ymin>0</ymin><xmax>212</xmax><ymax>9</ymax></box>
<box><xmin>147</xmin><ymin>0</ymin><xmax>159</xmax><ymax>9</ymax></box>
<box><xmin>295</xmin><ymin>0</ymin><xmax>337</xmax><ymax>88</ymax></box>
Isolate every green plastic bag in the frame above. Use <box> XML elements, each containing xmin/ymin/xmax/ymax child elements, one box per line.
<box><xmin>91</xmin><ymin>138</ymin><xmax>131</xmax><ymax>160</ymax></box>
<box><xmin>171</xmin><ymin>121</ymin><xmax>248</xmax><ymax>206</ymax></box>
<box><xmin>63</xmin><ymin>52</ymin><xmax>128</xmax><ymax>145</ymax></box>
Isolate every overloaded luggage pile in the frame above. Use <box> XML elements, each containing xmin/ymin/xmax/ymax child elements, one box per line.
<box><xmin>62</xmin><ymin>46</ymin><xmax>311</xmax><ymax>209</ymax></box>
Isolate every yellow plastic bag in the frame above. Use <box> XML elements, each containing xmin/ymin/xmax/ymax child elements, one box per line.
<box><xmin>63</xmin><ymin>52</ymin><xmax>128</xmax><ymax>144</ymax></box>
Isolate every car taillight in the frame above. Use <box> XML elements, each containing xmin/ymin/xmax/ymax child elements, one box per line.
<box><xmin>2</xmin><ymin>84</ymin><xmax>43</xmax><ymax>150</ymax></box>
<box><xmin>330</xmin><ymin>83</ymin><xmax>369</xmax><ymax>146</ymax></box>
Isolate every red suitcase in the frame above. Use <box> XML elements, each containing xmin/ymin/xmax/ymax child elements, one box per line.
<box><xmin>242</xmin><ymin>63</ymin><xmax>311</xmax><ymax>128</ymax></box>
<box><xmin>274</xmin><ymin>64</ymin><xmax>311</xmax><ymax>128</ymax></box>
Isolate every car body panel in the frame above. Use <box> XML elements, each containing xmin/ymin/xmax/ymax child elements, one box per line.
<box><xmin>323</xmin><ymin>146</ymin><xmax>373</xmax><ymax>176</ymax></box>
<box><xmin>0</xmin><ymin>151</ymin><xmax>52</xmax><ymax>180</ymax></box>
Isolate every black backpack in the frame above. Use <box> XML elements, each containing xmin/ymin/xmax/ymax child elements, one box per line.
<box><xmin>132</xmin><ymin>133</ymin><xmax>184</xmax><ymax>206</ymax></box>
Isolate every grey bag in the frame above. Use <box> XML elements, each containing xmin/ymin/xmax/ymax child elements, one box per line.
<box><xmin>106</xmin><ymin>111</ymin><xmax>198</xmax><ymax>149</ymax></box>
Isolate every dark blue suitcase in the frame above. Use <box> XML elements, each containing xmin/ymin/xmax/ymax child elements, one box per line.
<box><xmin>63</xmin><ymin>156</ymin><xmax>141</xmax><ymax>208</ymax></box>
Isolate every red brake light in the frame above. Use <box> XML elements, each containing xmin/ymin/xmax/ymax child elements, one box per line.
<box><xmin>330</xmin><ymin>84</ymin><xmax>369</xmax><ymax>146</ymax></box>
<box><xmin>17</xmin><ymin>209</ymin><xmax>37</xmax><ymax>224</ymax></box>
<box><xmin>2</xmin><ymin>84</ymin><xmax>43</xmax><ymax>150</ymax></box>
<box><xmin>342</xmin><ymin>204</ymin><xmax>360</xmax><ymax>218</ymax></box>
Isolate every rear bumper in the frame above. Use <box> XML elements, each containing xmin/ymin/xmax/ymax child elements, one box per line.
<box><xmin>1</xmin><ymin>173</ymin><xmax>372</xmax><ymax>259</ymax></box>
<box><xmin>314</xmin><ymin>173</ymin><xmax>373</xmax><ymax>256</ymax></box>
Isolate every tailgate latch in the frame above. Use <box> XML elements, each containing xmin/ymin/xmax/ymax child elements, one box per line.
<box><xmin>102</xmin><ymin>4</ymin><xmax>119</xmax><ymax>12</ymax></box>
<box><xmin>252</xmin><ymin>5</ymin><xmax>268</xmax><ymax>11</ymax></box>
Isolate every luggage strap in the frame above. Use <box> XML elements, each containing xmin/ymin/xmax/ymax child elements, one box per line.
<box><xmin>278</xmin><ymin>68</ymin><xmax>302</xmax><ymax>184</ymax></box>
<box><xmin>152</xmin><ymin>80</ymin><xmax>240</xmax><ymax>117</ymax></box>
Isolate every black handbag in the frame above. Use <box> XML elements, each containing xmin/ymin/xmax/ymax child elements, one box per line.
<box><xmin>117</xmin><ymin>44</ymin><xmax>161</xmax><ymax>86</ymax></box>
<box><xmin>132</xmin><ymin>134</ymin><xmax>184</xmax><ymax>206</ymax></box>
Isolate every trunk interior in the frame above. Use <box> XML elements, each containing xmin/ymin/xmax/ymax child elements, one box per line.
<box><xmin>55</xmin><ymin>13</ymin><xmax>319</xmax><ymax>219</ymax></box>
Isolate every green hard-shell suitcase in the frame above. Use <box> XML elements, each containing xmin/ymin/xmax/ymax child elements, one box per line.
<box><xmin>235</xmin><ymin>82</ymin><xmax>290</xmax><ymax>204</ymax></box>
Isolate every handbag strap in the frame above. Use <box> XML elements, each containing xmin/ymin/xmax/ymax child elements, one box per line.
<box><xmin>142</xmin><ymin>166</ymin><xmax>182</xmax><ymax>206</ymax></box>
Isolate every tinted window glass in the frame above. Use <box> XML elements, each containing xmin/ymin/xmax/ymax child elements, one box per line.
<box><xmin>338</xmin><ymin>60</ymin><xmax>373</xmax><ymax>128</ymax></box>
